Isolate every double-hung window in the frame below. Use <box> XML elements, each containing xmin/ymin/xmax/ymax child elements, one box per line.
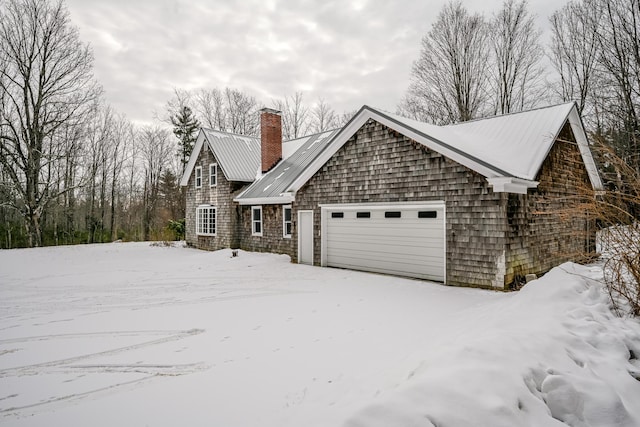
<box><xmin>209</xmin><ymin>163</ymin><xmax>217</xmax><ymax>187</ymax></box>
<box><xmin>196</xmin><ymin>205</ymin><xmax>216</xmax><ymax>236</ymax></box>
<box><xmin>195</xmin><ymin>166</ymin><xmax>202</xmax><ymax>189</ymax></box>
<box><xmin>252</xmin><ymin>206</ymin><xmax>262</xmax><ymax>236</ymax></box>
<box><xmin>283</xmin><ymin>205</ymin><xmax>292</xmax><ymax>238</ymax></box>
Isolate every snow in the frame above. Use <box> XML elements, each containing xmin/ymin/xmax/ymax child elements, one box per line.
<box><xmin>1</xmin><ymin>243</ymin><xmax>639</xmax><ymax>426</ymax></box>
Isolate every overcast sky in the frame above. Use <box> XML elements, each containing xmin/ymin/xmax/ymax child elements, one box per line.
<box><xmin>64</xmin><ymin>0</ymin><xmax>568</xmax><ymax>126</ymax></box>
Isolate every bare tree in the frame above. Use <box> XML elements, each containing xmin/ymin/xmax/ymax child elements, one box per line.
<box><xmin>551</xmin><ymin>0</ymin><xmax>639</xmax><ymax>171</ymax></box>
<box><xmin>83</xmin><ymin>104</ymin><xmax>114</xmax><ymax>243</ymax></box>
<box><xmin>336</xmin><ymin>109</ymin><xmax>358</xmax><ymax>127</ymax></box>
<box><xmin>489</xmin><ymin>0</ymin><xmax>545</xmax><ymax>114</ymax></box>
<box><xmin>159</xmin><ymin>88</ymin><xmax>192</xmax><ymax>123</ymax></box>
<box><xmin>274</xmin><ymin>92</ymin><xmax>310</xmax><ymax>139</ymax></box>
<box><xmin>597</xmin><ymin>0</ymin><xmax>640</xmax><ymax>171</ymax></box>
<box><xmin>0</xmin><ymin>0</ymin><xmax>100</xmax><ymax>246</ymax></box>
<box><xmin>402</xmin><ymin>1</ymin><xmax>490</xmax><ymax>124</ymax></box>
<box><xmin>109</xmin><ymin>113</ymin><xmax>132</xmax><ymax>240</ymax></box>
<box><xmin>194</xmin><ymin>88</ymin><xmax>227</xmax><ymax>131</ymax></box>
<box><xmin>139</xmin><ymin>126</ymin><xmax>172</xmax><ymax>241</ymax></box>
<box><xmin>225</xmin><ymin>88</ymin><xmax>260</xmax><ymax>136</ymax></box>
<box><xmin>549</xmin><ymin>0</ymin><xmax>602</xmax><ymax>116</ymax></box>
<box><xmin>310</xmin><ymin>98</ymin><xmax>337</xmax><ymax>133</ymax></box>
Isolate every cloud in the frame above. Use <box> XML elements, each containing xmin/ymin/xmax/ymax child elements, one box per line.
<box><xmin>64</xmin><ymin>0</ymin><xmax>568</xmax><ymax>125</ymax></box>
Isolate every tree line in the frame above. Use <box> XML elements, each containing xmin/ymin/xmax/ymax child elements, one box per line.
<box><xmin>401</xmin><ymin>0</ymin><xmax>639</xmax><ymax>173</ymax></box>
<box><xmin>1</xmin><ymin>0</ymin><xmax>638</xmax><ymax>249</ymax></box>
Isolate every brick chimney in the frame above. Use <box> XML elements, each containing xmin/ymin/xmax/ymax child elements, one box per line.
<box><xmin>260</xmin><ymin>108</ymin><xmax>282</xmax><ymax>173</ymax></box>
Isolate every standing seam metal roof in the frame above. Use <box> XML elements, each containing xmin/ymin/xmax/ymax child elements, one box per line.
<box><xmin>235</xmin><ymin>129</ymin><xmax>339</xmax><ymax>200</ymax></box>
<box><xmin>202</xmin><ymin>129</ymin><xmax>260</xmax><ymax>182</ymax></box>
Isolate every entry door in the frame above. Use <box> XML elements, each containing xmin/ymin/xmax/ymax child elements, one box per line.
<box><xmin>298</xmin><ymin>210</ymin><xmax>314</xmax><ymax>265</ymax></box>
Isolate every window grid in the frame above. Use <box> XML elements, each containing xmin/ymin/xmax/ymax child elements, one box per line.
<box><xmin>195</xmin><ymin>166</ymin><xmax>202</xmax><ymax>189</ymax></box>
<box><xmin>196</xmin><ymin>206</ymin><xmax>216</xmax><ymax>235</ymax></box>
<box><xmin>252</xmin><ymin>206</ymin><xmax>262</xmax><ymax>236</ymax></box>
<box><xmin>283</xmin><ymin>205</ymin><xmax>292</xmax><ymax>238</ymax></box>
<box><xmin>209</xmin><ymin>164</ymin><xmax>217</xmax><ymax>187</ymax></box>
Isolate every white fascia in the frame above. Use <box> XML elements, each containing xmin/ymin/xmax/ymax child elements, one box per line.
<box><xmin>234</xmin><ymin>193</ymin><xmax>294</xmax><ymax>206</ymax></box>
<box><xmin>487</xmin><ymin>177</ymin><xmax>539</xmax><ymax>194</ymax></box>
<box><xmin>180</xmin><ymin>130</ymin><xmax>206</xmax><ymax>186</ymax></box>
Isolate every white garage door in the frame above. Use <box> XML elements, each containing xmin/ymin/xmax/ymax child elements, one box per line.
<box><xmin>321</xmin><ymin>203</ymin><xmax>446</xmax><ymax>282</ymax></box>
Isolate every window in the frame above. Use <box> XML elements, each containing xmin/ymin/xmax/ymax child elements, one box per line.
<box><xmin>196</xmin><ymin>205</ymin><xmax>216</xmax><ymax>235</ymax></box>
<box><xmin>195</xmin><ymin>166</ymin><xmax>202</xmax><ymax>189</ymax></box>
<box><xmin>283</xmin><ymin>205</ymin><xmax>292</xmax><ymax>238</ymax></box>
<box><xmin>418</xmin><ymin>211</ymin><xmax>438</xmax><ymax>218</ymax></box>
<box><xmin>356</xmin><ymin>211</ymin><xmax>371</xmax><ymax>218</ymax></box>
<box><xmin>209</xmin><ymin>163</ymin><xmax>217</xmax><ymax>187</ymax></box>
<box><xmin>252</xmin><ymin>206</ymin><xmax>262</xmax><ymax>236</ymax></box>
<box><xmin>331</xmin><ymin>212</ymin><xmax>344</xmax><ymax>218</ymax></box>
<box><xmin>385</xmin><ymin>211</ymin><xmax>402</xmax><ymax>218</ymax></box>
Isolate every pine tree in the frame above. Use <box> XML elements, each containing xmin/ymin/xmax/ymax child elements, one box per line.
<box><xmin>171</xmin><ymin>105</ymin><xmax>200</xmax><ymax>173</ymax></box>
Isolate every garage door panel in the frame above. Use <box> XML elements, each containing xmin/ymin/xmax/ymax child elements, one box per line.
<box><xmin>327</xmin><ymin>222</ymin><xmax>443</xmax><ymax>236</ymax></box>
<box><xmin>327</xmin><ymin>250</ymin><xmax>444</xmax><ymax>268</ymax></box>
<box><xmin>323</xmin><ymin>203</ymin><xmax>446</xmax><ymax>282</ymax></box>
<box><xmin>327</xmin><ymin>223</ymin><xmax>443</xmax><ymax>235</ymax></box>
<box><xmin>326</xmin><ymin>227</ymin><xmax>443</xmax><ymax>240</ymax></box>
<box><xmin>327</xmin><ymin>256</ymin><xmax>443</xmax><ymax>280</ymax></box>
<box><xmin>326</xmin><ymin>236</ymin><xmax>444</xmax><ymax>251</ymax></box>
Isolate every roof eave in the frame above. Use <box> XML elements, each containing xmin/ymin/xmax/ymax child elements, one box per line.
<box><xmin>234</xmin><ymin>193</ymin><xmax>294</xmax><ymax>206</ymax></box>
<box><xmin>487</xmin><ymin>177</ymin><xmax>539</xmax><ymax>194</ymax></box>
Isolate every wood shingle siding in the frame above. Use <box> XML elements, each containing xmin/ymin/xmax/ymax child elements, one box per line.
<box><xmin>182</xmin><ymin>104</ymin><xmax>600</xmax><ymax>289</ymax></box>
<box><xmin>503</xmin><ymin>123</ymin><xmax>595</xmax><ymax>284</ymax></box>
<box><xmin>295</xmin><ymin>119</ymin><xmax>508</xmax><ymax>288</ymax></box>
<box><xmin>237</xmin><ymin>205</ymin><xmax>295</xmax><ymax>255</ymax></box>
<box><xmin>185</xmin><ymin>143</ymin><xmax>244</xmax><ymax>251</ymax></box>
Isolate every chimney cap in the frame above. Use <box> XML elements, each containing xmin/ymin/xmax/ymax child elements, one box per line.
<box><xmin>260</xmin><ymin>107</ymin><xmax>282</xmax><ymax>115</ymax></box>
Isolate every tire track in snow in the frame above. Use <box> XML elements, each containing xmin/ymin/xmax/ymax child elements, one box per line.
<box><xmin>0</xmin><ymin>328</ymin><xmax>205</xmax><ymax>376</ymax></box>
<box><xmin>0</xmin><ymin>329</ymin><xmax>209</xmax><ymax>418</ymax></box>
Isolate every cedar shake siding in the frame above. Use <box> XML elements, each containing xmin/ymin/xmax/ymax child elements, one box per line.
<box><xmin>294</xmin><ymin>119</ymin><xmax>595</xmax><ymax>288</ymax></box>
<box><xmin>237</xmin><ymin>205</ymin><xmax>295</xmax><ymax>255</ymax></box>
<box><xmin>185</xmin><ymin>143</ymin><xmax>245</xmax><ymax>250</ymax></box>
<box><xmin>182</xmin><ymin>103</ymin><xmax>601</xmax><ymax>289</ymax></box>
<box><xmin>503</xmin><ymin>123</ymin><xmax>595</xmax><ymax>284</ymax></box>
<box><xmin>294</xmin><ymin>119</ymin><xmax>507</xmax><ymax>288</ymax></box>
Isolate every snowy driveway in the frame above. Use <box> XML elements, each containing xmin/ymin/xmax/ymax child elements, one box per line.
<box><xmin>0</xmin><ymin>243</ymin><xmax>496</xmax><ymax>426</ymax></box>
<box><xmin>1</xmin><ymin>242</ymin><xmax>639</xmax><ymax>426</ymax></box>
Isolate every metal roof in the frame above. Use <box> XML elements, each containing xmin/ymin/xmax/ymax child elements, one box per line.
<box><xmin>284</xmin><ymin>102</ymin><xmax>601</xmax><ymax>197</ymax></box>
<box><xmin>443</xmin><ymin>103</ymin><xmax>576</xmax><ymax>180</ymax></box>
<box><xmin>202</xmin><ymin>129</ymin><xmax>261</xmax><ymax>182</ymax></box>
<box><xmin>186</xmin><ymin>102</ymin><xmax>601</xmax><ymax>197</ymax></box>
<box><xmin>235</xmin><ymin>129</ymin><xmax>339</xmax><ymax>203</ymax></box>
<box><xmin>377</xmin><ymin>103</ymin><xmax>576</xmax><ymax>181</ymax></box>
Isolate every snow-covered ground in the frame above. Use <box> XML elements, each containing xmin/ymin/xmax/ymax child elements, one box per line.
<box><xmin>1</xmin><ymin>242</ymin><xmax>639</xmax><ymax>426</ymax></box>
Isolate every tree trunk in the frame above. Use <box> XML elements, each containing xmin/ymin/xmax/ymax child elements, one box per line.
<box><xmin>26</xmin><ymin>207</ymin><xmax>42</xmax><ymax>248</ymax></box>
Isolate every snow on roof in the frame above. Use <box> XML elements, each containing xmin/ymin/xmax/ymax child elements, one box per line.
<box><xmin>235</xmin><ymin>129</ymin><xmax>339</xmax><ymax>204</ymax></box>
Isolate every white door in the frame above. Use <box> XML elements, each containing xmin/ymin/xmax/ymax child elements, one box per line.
<box><xmin>298</xmin><ymin>210</ymin><xmax>314</xmax><ymax>265</ymax></box>
<box><xmin>322</xmin><ymin>203</ymin><xmax>446</xmax><ymax>282</ymax></box>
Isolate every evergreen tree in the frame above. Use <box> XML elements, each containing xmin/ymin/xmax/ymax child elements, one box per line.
<box><xmin>171</xmin><ymin>105</ymin><xmax>200</xmax><ymax>173</ymax></box>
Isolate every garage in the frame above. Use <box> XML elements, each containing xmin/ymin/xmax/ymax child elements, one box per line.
<box><xmin>320</xmin><ymin>202</ymin><xmax>446</xmax><ymax>282</ymax></box>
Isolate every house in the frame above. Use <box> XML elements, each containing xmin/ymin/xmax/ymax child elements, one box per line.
<box><xmin>180</xmin><ymin>103</ymin><xmax>603</xmax><ymax>289</ymax></box>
